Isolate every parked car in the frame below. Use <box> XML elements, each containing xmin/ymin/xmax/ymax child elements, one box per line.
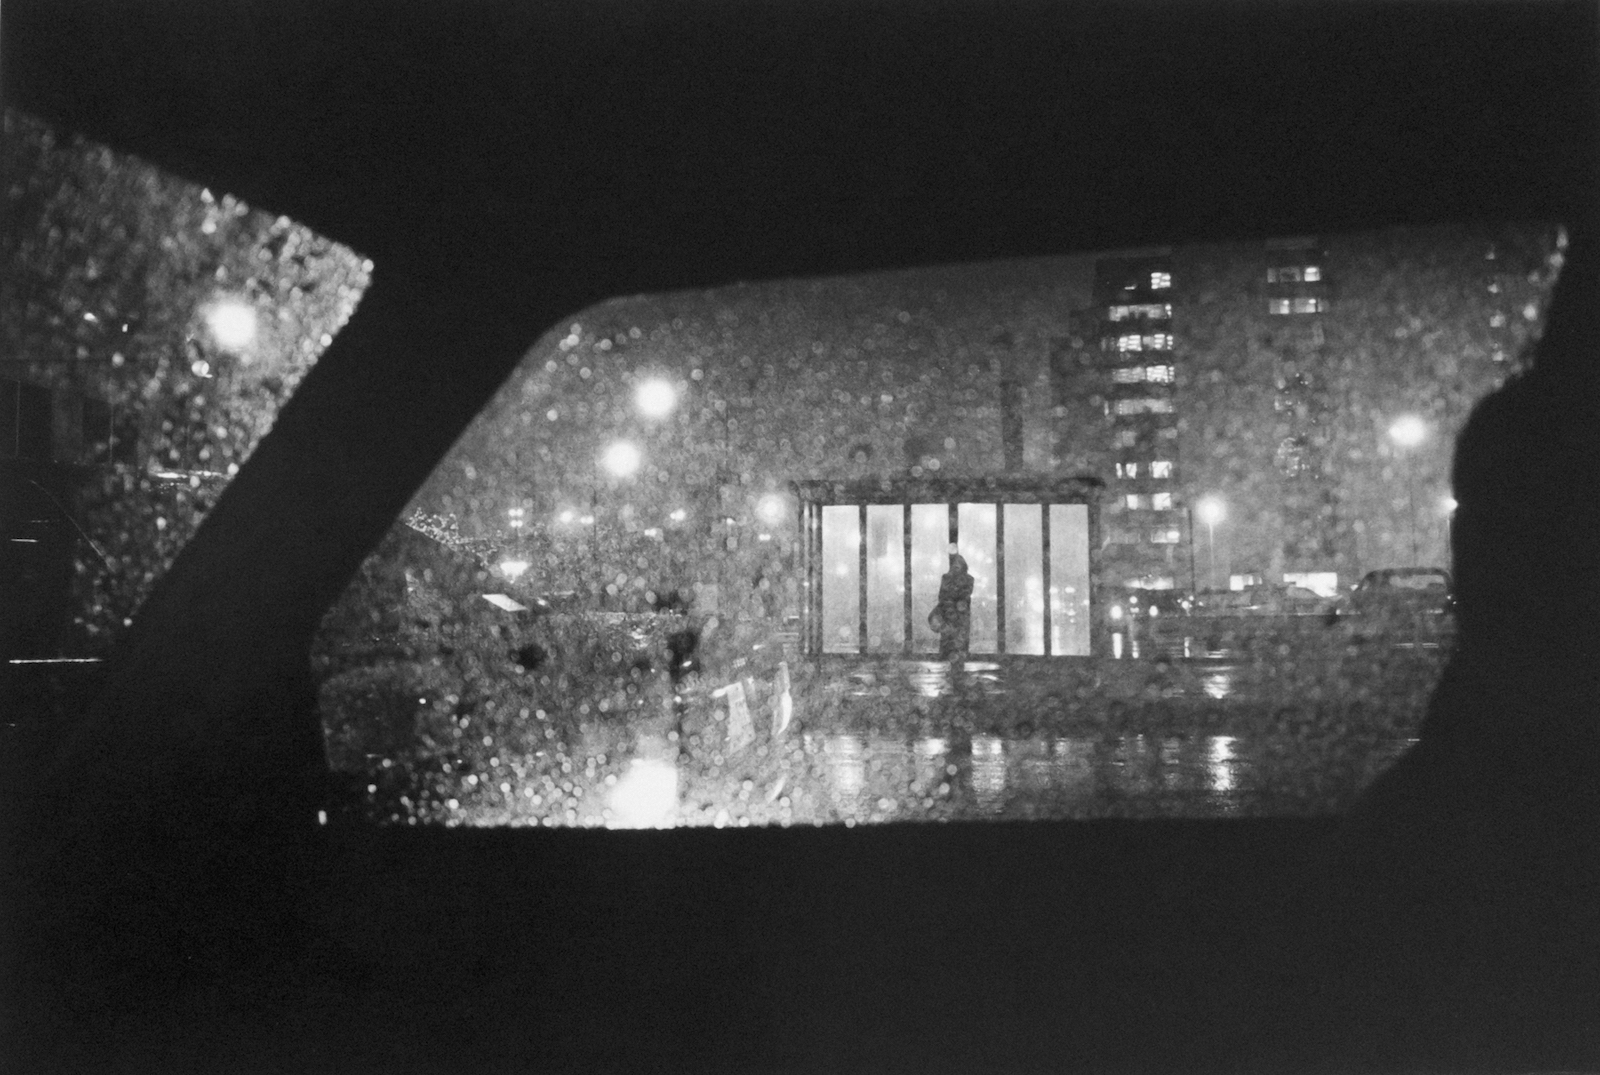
<box><xmin>1178</xmin><ymin>584</ymin><xmax>1340</xmax><ymax>659</ymax></box>
<box><xmin>1334</xmin><ymin>568</ymin><xmax>1456</xmax><ymax>648</ymax></box>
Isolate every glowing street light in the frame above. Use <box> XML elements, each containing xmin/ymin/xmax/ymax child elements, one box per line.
<box><xmin>602</xmin><ymin>440</ymin><xmax>642</xmax><ymax>478</ymax></box>
<box><xmin>1195</xmin><ymin>497</ymin><xmax>1225</xmax><ymax>591</ymax></box>
<box><xmin>1389</xmin><ymin>415</ymin><xmax>1427</xmax><ymax>563</ymax></box>
<box><xmin>635</xmin><ymin>378</ymin><xmax>678</xmax><ymax>419</ymax></box>
<box><xmin>204</xmin><ymin>297</ymin><xmax>257</xmax><ymax>352</ymax></box>
<box><xmin>1388</xmin><ymin>414</ymin><xmax>1427</xmax><ymax>448</ymax></box>
<box><xmin>756</xmin><ymin>492</ymin><xmax>786</xmax><ymax>526</ymax></box>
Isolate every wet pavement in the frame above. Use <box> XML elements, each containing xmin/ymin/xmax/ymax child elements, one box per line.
<box><xmin>325</xmin><ymin>649</ymin><xmax>1446</xmax><ymax>829</ymax></box>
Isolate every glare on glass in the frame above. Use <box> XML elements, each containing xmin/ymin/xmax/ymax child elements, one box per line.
<box><xmin>204</xmin><ymin>297</ymin><xmax>257</xmax><ymax>351</ymax></box>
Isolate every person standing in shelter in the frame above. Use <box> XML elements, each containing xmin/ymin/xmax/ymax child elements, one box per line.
<box><xmin>931</xmin><ymin>553</ymin><xmax>975</xmax><ymax>661</ymax></box>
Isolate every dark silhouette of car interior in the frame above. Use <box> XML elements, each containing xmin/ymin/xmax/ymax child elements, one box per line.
<box><xmin>4</xmin><ymin>1</ymin><xmax>1597</xmax><ymax>1072</ymax></box>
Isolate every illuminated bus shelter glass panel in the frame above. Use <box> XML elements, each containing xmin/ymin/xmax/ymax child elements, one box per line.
<box><xmin>1049</xmin><ymin>503</ymin><xmax>1092</xmax><ymax>656</ymax></box>
<box><xmin>909</xmin><ymin>504</ymin><xmax>948</xmax><ymax>654</ymax></box>
<box><xmin>821</xmin><ymin>505</ymin><xmax>860</xmax><ymax>653</ymax></box>
<box><xmin>1004</xmin><ymin>504</ymin><xmax>1045</xmax><ymax>655</ymax></box>
<box><xmin>865</xmin><ymin>505</ymin><xmax>906</xmax><ymax>651</ymax></box>
<box><xmin>957</xmin><ymin>503</ymin><xmax>998</xmax><ymax>654</ymax></box>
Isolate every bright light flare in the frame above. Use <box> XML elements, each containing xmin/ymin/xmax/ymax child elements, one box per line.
<box><xmin>1196</xmin><ymin>497</ymin><xmax>1226</xmax><ymax>526</ymax></box>
<box><xmin>1389</xmin><ymin>415</ymin><xmax>1427</xmax><ymax>448</ymax></box>
<box><xmin>635</xmin><ymin>378</ymin><xmax>678</xmax><ymax>418</ymax></box>
<box><xmin>204</xmin><ymin>298</ymin><xmax>257</xmax><ymax>351</ymax></box>
<box><xmin>499</xmin><ymin>558</ymin><xmax>530</xmax><ymax>581</ymax></box>
<box><xmin>603</xmin><ymin>441</ymin><xmax>642</xmax><ymax>478</ymax></box>
<box><xmin>607</xmin><ymin>759</ymin><xmax>679</xmax><ymax>828</ymax></box>
<box><xmin>756</xmin><ymin>493</ymin><xmax>787</xmax><ymax>525</ymax></box>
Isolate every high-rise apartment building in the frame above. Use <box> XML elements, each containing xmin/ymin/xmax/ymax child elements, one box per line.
<box><xmin>1061</xmin><ymin>252</ymin><xmax>1186</xmax><ymax>591</ymax></box>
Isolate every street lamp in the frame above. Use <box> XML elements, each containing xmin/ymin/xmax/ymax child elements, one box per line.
<box><xmin>586</xmin><ymin>440</ymin><xmax>645</xmax><ymax>605</ymax></box>
<box><xmin>603</xmin><ymin>440</ymin><xmax>643</xmax><ymax>478</ymax></box>
<box><xmin>635</xmin><ymin>377</ymin><xmax>678</xmax><ymax>419</ymax></box>
<box><xmin>499</xmin><ymin>507</ymin><xmax>529</xmax><ymax>581</ymax></box>
<box><xmin>204</xmin><ymin>296</ymin><xmax>257</xmax><ymax>353</ymax></box>
<box><xmin>1388</xmin><ymin>415</ymin><xmax>1427</xmax><ymax>564</ymax></box>
<box><xmin>1196</xmin><ymin>497</ymin><xmax>1225</xmax><ymax>591</ymax></box>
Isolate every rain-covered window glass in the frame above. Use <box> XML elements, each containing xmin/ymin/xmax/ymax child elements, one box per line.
<box><xmin>908</xmin><ymin>504</ymin><xmax>947</xmax><ymax>653</ymax></box>
<box><xmin>3</xmin><ymin>111</ymin><xmax>369</xmax><ymax>657</ymax></box>
<box><xmin>864</xmin><ymin>505</ymin><xmax>905</xmax><ymax>651</ymax></box>
<box><xmin>12</xmin><ymin>100</ymin><xmax>1579</xmax><ymax>838</ymax></box>
<box><xmin>0</xmin><ymin>190</ymin><xmax>1514</xmax><ymax>830</ymax></box>
<box><xmin>956</xmin><ymin>503</ymin><xmax>999</xmax><ymax>653</ymax></box>
<box><xmin>1002</xmin><ymin>505</ymin><xmax>1045</xmax><ymax>655</ymax></box>
<box><xmin>1048</xmin><ymin>504</ymin><xmax>1092</xmax><ymax>655</ymax></box>
<box><xmin>820</xmin><ymin>505</ymin><xmax>861</xmax><ymax>653</ymax></box>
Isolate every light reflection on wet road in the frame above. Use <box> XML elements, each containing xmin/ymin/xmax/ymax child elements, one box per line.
<box><xmin>349</xmin><ymin>651</ymin><xmax>1442</xmax><ymax>829</ymax></box>
<box><xmin>589</xmin><ymin>727</ymin><xmax>1418</xmax><ymax>829</ymax></box>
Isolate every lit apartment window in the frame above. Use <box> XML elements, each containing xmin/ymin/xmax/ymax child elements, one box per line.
<box><xmin>1157</xmin><ymin>426</ymin><xmax>1179</xmax><ymax>440</ymax></box>
<box><xmin>1268</xmin><ymin>298</ymin><xmax>1292</xmax><ymax>315</ymax></box>
<box><xmin>1108</xmin><ymin>303</ymin><xmax>1173</xmax><ymax>321</ymax></box>
<box><xmin>1116</xmin><ymin>334</ymin><xmax>1143</xmax><ymax>352</ymax></box>
<box><xmin>1150</xmin><ymin>460</ymin><xmax>1173</xmax><ymax>478</ymax></box>
<box><xmin>1115</xmin><ymin>430</ymin><xmax>1139</xmax><ymax>448</ymax></box>
<box><xmin>1125</xmin><ymin>494</ymin><xmax>1149</xmax><ymax>510</ymax></box>
<box><xmin>1112</xmin><ymin>366</ymin><xmax>1145</xmax><ymax>384</ymax></box>
<box><xmin>1151</xmin><ymin>492</ymin><xmax>1173</xmax><ymax>510</ymax></box>
<box><xmin>1291</xmin><ymin>297</ymin><xmax>1327</xmax><ymax>314</ymax></box>
<box><xmin>1150</xmin><ymin>271</ymin><xmax>1172</xmax><ymax>290</ymax></box>
<box><xmin>1114</xmin><ymin>398</ymin><xmax>1174</xmax><ymax>416</ymax></box>
<box><xmin>1144</xmin><ymin>364</ymin><xmax>1174</xmax><ymax>383</ymax></box>
<box><xmin>1149</xmin><ymin>527</ymin><xmax>1182</xmax><ymax>545</ymax></box>
<box><xmin>1143</xmin><ymin>333</ymin><xmax>1174</xmax><ymax>351</ymax></box>
<box><xmin>1303</xmin><ymin>265</ymin><xmax>1322</xmax><ymax>282</ymax></box>
<box><xmin>1115</xmin><ymin>462</ymin><xmax>1139</xmax><ymax>478</ymax></box>
<box><xmin>1267</xmin><ymin>266</ymin><xmax>1302</xmax><ymax>284</ymax></box>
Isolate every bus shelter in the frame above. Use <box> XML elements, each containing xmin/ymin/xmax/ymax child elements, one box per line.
<box><xmin>794</xmin><ymin>477</ymin><xmax>1103</xmax><ymax>658</ymax></box>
